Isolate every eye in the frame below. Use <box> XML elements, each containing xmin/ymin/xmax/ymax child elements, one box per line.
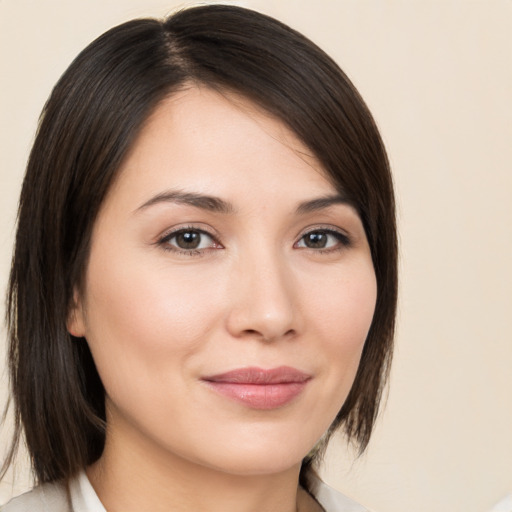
<box><xmin>159</xmin><ymin>227</ymin><xmax>221</xmax><ymax>253</ymax></box>
<box><xmin>295</xmin><ymin>229</ymin><xmax>350</xmax><ymax>251</ymax></box>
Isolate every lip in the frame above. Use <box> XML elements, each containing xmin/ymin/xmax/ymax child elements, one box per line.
<box><xmin>201</xmin><ymin>366</ymin><xmax>311</xmax><ymax>410</ymax></box>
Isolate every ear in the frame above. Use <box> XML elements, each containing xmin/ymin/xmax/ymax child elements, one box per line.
<box><xmin>67</xmin><ymin>289</ymin><xmax>86</xmax><ymax>338</ymax></box>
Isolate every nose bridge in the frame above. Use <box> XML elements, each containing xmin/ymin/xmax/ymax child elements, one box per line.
<box><xmin>226</xmin><ymin>241</ymin><xmax>298</xmax><ymax>341</ymax></box>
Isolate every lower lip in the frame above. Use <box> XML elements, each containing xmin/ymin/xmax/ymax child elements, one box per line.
<box><xmin>203</xmin><ymin>381</ymin><xmax>308</xmax><ymax>410</ymax></box>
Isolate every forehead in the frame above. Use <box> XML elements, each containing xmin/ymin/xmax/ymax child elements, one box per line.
<box><xmin>104</xmin><ymin>85</ymin><xmax>340</xmax><ymax>210</ymax></box>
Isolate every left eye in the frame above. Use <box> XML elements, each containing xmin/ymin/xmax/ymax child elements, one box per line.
<box><xmin>163</xmin><ymin>229</ymin><xmax>216</xmax><ymax>251</ymax></box>
<box><xmin>296</xmin><ymin>230</ymin><xmax>348</xmax><ymax>250</ymax></box>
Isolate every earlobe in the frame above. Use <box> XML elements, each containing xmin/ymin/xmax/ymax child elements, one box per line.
<box><xmin>67</xmin><ymin>290</ymin><xmax>86</xmax><ymax>337</ymax></box>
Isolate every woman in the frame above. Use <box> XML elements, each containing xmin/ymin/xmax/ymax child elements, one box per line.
<box><xmin>1</xmin><ymin>4</ymin><xmax>397</xmax><ymax>511</ymax></box>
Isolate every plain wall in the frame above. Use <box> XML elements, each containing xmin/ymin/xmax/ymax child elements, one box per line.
<box><xmin>1</xmin><ymin>1</ymin><xmax>511</xmax><ymax>511</ymax></box>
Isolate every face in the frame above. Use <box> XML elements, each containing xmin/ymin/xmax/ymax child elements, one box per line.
<box><xmin>69</xmin><ymin>86</ymin><xmax>377</xmax><ymax>477</ymax></box>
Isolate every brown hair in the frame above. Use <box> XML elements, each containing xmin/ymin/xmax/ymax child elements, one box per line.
<box><xmin>3</xmin><ymin>4</ymin><xmax>397</xmax><ymax>488</ymax></box>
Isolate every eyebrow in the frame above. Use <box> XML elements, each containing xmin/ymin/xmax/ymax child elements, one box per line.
<box><xmin>295</xmin><ymin>194</ymin><xmax>352</xmax><ymax>214</ymax></box>
<box><xmin>136</xmin><ymin>190</ymin><xmax>236</xmax><ymax>214</ymax></box>
<box><xmin>135</xmin><ymin>189</ymin><xmax>351</xmax><ymax>215</ymax></box>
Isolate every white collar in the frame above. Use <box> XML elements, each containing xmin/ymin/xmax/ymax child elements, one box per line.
<box><xmin>69</xmin><ymin>471</ymin><xmax>106</xmax><ymax>512</ymax></box>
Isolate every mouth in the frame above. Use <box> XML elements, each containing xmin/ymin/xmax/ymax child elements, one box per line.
<box><xmin>201</xmin><ymin>366</ymin><xmax>311</xmax><ymax>410</ymax></box>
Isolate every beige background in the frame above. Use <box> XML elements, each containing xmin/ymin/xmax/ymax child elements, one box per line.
<box><xmin>1</xmin><ymin>1</ymin><xmax>511</xmax><ymax>511</ymax></box>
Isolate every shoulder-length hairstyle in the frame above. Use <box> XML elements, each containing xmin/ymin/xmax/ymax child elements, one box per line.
<box><xmin>3</xmin><ymin>4</ymin><xmax>397</xmax><ymax>489</ymax></box>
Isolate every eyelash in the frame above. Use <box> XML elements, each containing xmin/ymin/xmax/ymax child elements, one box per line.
<box><xmin>156</xmin><ymin>225</ymin><xmax>351</xmax><ymax>257</ymax></box>
<box><xmin>157</xmin><ymin>225</ymin><xmax>221</xmax><ymax>257</ymax></box>
<box><xmin>295</xmin><ymin>226</ymin><xmax>351</xmax><ymax>253</ymax></box>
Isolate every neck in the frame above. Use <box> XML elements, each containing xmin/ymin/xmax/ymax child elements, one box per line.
<box><xmin>87</xmin><ymin>420</ymin><xmax>318</xmax><ymax>512</ymax></box>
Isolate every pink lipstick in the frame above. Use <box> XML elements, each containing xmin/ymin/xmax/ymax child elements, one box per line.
<box><xmin>201</xmin><ymin>366</ymin><xmax>311</xmax><ymax>409</ymax></box>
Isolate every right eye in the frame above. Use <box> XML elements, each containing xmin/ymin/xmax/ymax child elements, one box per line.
<box><xmin>159</xmin><ymin>227</ymin><xmax>222</xmax><ymax>254</ymax></box>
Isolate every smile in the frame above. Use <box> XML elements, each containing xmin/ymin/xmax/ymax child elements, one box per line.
<box><xmin>201</xmin><ymin>366</ymin><xmax>311</xmax><ymax>410</ymax></box>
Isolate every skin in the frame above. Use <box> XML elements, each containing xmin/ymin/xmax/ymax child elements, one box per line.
<box><xmin>68</xmin><ymin>86</ymin><xmax>377</xmax><ymax>512</ymax></box>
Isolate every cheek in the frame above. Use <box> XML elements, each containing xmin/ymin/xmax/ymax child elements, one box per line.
<box><xmin>310</xmin><ymin>262</ymin><xmax>376</xmax><ymax>339</ymax></box>
<box><xmin>80</xmin><ymin>248</ymin><xmax>225</xmax><ymax>389</ymax></box>
<box><xmin>305</xmin><ymin>262</ymin><xmax>377</xmax><ymax>383</ymax></box>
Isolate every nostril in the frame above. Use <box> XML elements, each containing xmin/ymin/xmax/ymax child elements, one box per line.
<box><xmin>242</xmin><ymin>329</ymin><xmax>296</xmax><ymax>343</ymax></box>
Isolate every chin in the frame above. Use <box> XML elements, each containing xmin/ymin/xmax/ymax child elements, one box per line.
<box><xmin>183</xmin><ymin>430</ymin><xmax>317</xmax><ymax>477</ymax></box>
<box><xmin>203</xmin><ymin>451</ymin><xmax>305</xmax><ymax>477</ymax></box>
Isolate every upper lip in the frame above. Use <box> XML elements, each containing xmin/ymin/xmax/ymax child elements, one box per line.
<box><xmin>202</xmin><ymin>366</ymin><xmax>311</xmax><ymax>384</ymax></box>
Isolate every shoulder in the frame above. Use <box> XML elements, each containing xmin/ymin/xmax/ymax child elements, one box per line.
<box><xmin>311</xmin><ymin>477</ymin><xmax>371</xmax><ymax>512</ymax></box>
<box><xmin>1</xmin><ymin>480</ymin><xmax>71</xmax><ymax>512</ymax></box>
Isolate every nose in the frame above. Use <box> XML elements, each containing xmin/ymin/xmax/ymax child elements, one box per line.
<box><xmin>225</xmin><ymin>249</ymin><xmax>300</xmax><ymax>343</ymax></box>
